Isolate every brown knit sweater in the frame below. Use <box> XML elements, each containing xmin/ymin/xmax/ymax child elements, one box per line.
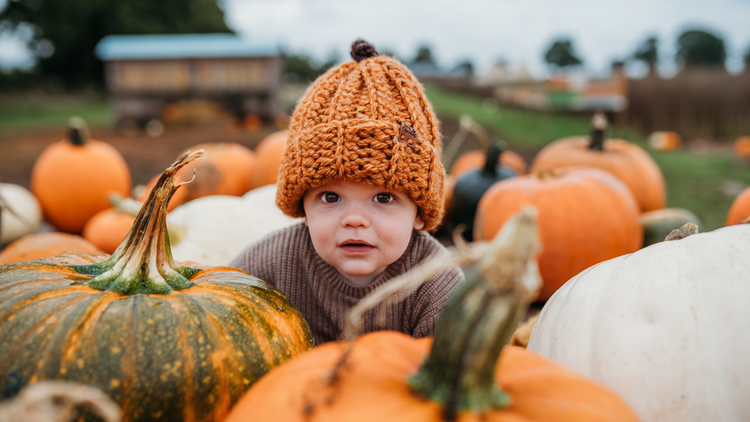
<box><xmin>228</xmin><ymin>223</ymin><xmax>463</xmax><ymax>345</ymax></box>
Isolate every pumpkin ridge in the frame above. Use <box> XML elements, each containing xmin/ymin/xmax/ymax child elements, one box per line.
<box><xmin>0</xmin><ymin>293</ymin><xmax>92</xmax><ymax>378</ymax></box>
<box><xmin>174</xmin><ymin>292</ymin><xmax>245</xmax><ymax>416</ymax></box>
<box><xmin>41</xmin><ymin>291</ymin><xmax>120</xmax><ymax>379</ymax></box>
<box><xmin>163</xmin><ymin>296</ymin><xmax>199</xmax><ymax>422</ymax></box>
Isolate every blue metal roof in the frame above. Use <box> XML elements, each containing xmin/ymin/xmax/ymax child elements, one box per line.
<box><xmin>95</xmin><ymin>34</ymin><xmax>280</xmax><ymax>61</ymax></box>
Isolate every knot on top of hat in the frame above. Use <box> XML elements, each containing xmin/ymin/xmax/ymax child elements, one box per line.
<box><xmin>351</xmin><ymin>39</ymin><xmax>378</xmax><ymax>62</ymax></box>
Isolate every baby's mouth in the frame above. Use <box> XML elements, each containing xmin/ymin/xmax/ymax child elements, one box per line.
<box><xmin>340</xmin><ymin>240</ymin><xmax>375</xmax><ymax>254</ymax></box>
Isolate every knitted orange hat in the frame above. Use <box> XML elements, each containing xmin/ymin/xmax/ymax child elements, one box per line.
<box><xmin>276</xmin><ymin>39</ymin><xmax>445</xmax><ymax>232</ymax></box>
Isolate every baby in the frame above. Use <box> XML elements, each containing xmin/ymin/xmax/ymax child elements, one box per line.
<box><xmin>229</xmin><ymin>39</ymin><xmax>463</xmax><ymax>345</ymax></box>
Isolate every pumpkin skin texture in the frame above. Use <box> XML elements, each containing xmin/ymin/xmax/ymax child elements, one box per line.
<box><xmin>0</xmin><ymin>232</ymin><xmax>102</xmax><ymax>265</ymax></box>
<box><xmin>30</xmin><ymin>121</ymin><xmax>131</xmax><ymax>233</ymax></box>
<box><xmin>176</xmin><ymin>143</ymin><xmax>256</xmax><ymax>201</ymax></box>
<box><xmin>474</xmin><ymin>167</ymin><xmax>642</xmax><ymax>301</ymax></box>
<box><xmin>251</xmin><ymin>130</ymin><xmax>288</xmax><ymax>188</ymax></box>
<box><xmin>450</xmin><ymin>148</ymin><xmax>527</xmax><ymax>177</ymax></box>
<box><xmin>528</xmin><ymin>225</ymin><xmax>750</xmax><ymax>422</ymax></box>
<box><xmin>0</xmin><ymin>151</ymin><xmax>314</xmax><ymax>422</ymax></box>
<box><xmin>0</xmin><ymin>183</ymin><xmax>42</xmax><ymax>246</ymax></box>
<box><xmin>726</xmin><ymin>186</ymin><xmax>750</xmax><ymax>225</ymax></box>
<box><xmin>531</xmin><ymin>136</ymin><xmax>665</xmax><ymax>212</ymax></box>
<box><xmin>226</xmin><ymin>332</ymin><xmax>640</xmax><ymax>422</ymax></box>
<box><xmin>640</xmin><ymin>208</ymin><xmax>702</xmax><ymax>246</ymax></box>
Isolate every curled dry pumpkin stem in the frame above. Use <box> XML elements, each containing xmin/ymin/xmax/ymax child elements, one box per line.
<box><xmin>70</xmin><ymin>150</ymin><xmax>207</xmax><ymax>294</ymax></box>
<box><xmin>342</xmin><ymin>207</ymin><xmax>542</xmax><ymax>420</ymax></box>
<box><xmin>665</xmin><ymin>222</ymin><xmax>699</xmax><ymax>241</ymax></box>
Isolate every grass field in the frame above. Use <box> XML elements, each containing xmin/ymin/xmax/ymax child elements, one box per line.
<box><xmin>0</xmin><ymin>97</ymin><xmax>112</xmax><ymax>133</ymax></box>
<box><xmin>424</xmin><ymin>85</ymin><xmax>750</xmax><ymax>231</ymax></box>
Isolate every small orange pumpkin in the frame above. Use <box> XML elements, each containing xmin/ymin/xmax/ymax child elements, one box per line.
<box><xmin>726</xmin><ymin>186</ymin><xmax>750</xmax><ymax>225</ymax></box>
<box><xmin>252</xmin><ymin>130</ymin><xmax>288</xmax><ymax>188</ymax></box>
<box><xmin>176</xmin><ymin>143</ymin><xmax>256</xmax><ymax>200</ymax></box>
<box><xmin>531</xmin><ymin>113</ymin><xmax>665</xmax><ymax>212</ymax></box>
<box><xmin>648</xmin><ymin>131</ymin><xmax>682</xmax><ymax>151</ymax></box>
<box><xmin>81</xmin><ymin>194</ymin><xmax>142</xmax><ymax>254</ymax></box>
<box><xmin>474</xmin><ymin>167</ymin><xmax>642</xmax><ymax>301</ymax></box>
<box><xmin>733</xmin><ymin>136</ymin><xmax>750</xmax><ymax>161</ymax></box>
<box><xmin>0</xmin><ymin>232</ymin><xmax>102</xmax><ymax>265</ymax></box>
<box><xmin>450</xmin><ymin>148</ymin><xmax>527</xmax><ymax>177</ymax></box>
<box><xmin>30</xmin><ymin>117</ymin><xmax>132</xmax><ymax>233</ymax></box>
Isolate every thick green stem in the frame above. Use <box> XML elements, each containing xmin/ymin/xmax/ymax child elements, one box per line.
<box><xmin>480</xmin><ymin>143</ymin><xmax>502</xmax><ymax>178</ymax></box>
<box><xmin>407</xmin><ymin>267</ymin><xmax>525</xmax><ymax>420</ymax></box>
<box><xmin>71</xmin><ymin>151</ymin><xmax>206</xmax><ymax>294</ymax></box>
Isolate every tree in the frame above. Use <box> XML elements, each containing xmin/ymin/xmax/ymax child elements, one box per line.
<box><xmin>283</xmin><ymin>51</ymin><xmax>338</xmax><ymax>84</ymax></box>
<box><xmin>543</xmin><ymin>38</ymin><xmax>583</xmax><ymax>70</ymax></box>
<box><xmin>675</xmin><ymin>29</ymin><xmax>726</xmax><ymax>69</ymax></box>
<box><xmin>413</xmin><ymin>45</ymin><xmax>435</xmax><ymax>64</ymax></box>
<box><xmin>0</xmin><ymin>0</ymin><xmax>233</xmax><ymax>89</ymax></box>
<box><xmin>633</xmin><ymin>36</ymin><xmax>658</xmax><ymax>75</ymax></box>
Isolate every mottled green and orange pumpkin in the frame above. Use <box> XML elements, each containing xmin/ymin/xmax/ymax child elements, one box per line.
<box><xmin>0</xmin><ymin>151</ymin><xmax>313</xmax><ymax>422</ymax></box>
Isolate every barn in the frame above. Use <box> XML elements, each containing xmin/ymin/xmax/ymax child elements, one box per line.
<box><xmin>95</xmin><ymin>33</ymin><xmax>282</xmax><ymax>133</ymax></box>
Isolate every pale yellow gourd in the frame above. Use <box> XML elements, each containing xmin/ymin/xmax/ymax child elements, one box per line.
<box><xmin>168</xmin><ymin>185</ymin><xmax>301</xmax><ymax>266</ymax></box>
<box><xmin>0</xmin><ymin>183</ymin><xmax>42</xmax><ymax>246</ymax></box>
<box><xmin>528</xmin><ymin>224</ymin><xmax>750</xmax><ymax>422</ymax></box>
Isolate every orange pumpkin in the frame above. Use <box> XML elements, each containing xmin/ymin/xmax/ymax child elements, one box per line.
<box><xmin>226</xmin><ymin>210</ymin><xmax>639</xmax><ymax>422</ymax></box>
<box><xmin>726</xmin><ymin>186</ymin><xmax>750</xmax><ymax>225</ymax></box>
<box><xmin>30</xmin><ymin>117</ymin><xmax>131</xmax><ymax>233</ymax></box>
<box><xmin>450</xmin><ymin>148</ymin><xmax>527</xmax><ymax>177</ymax></box>
<box><xmin>648</xmin><ymin>131</ymin><xmax>682</xmax><ymax>151</ymax></box>
<box><xmin>531</xmin><ymin>113</ymin><xmax>665</xmax><ymax>212</ymax></box>
<box><xmin>0</xmin><ymin>151</ymin><xmax>313</xmax><ymax>422</ymax></box>
<box><xmin>176</xmin><ymin>143</ymin><xmax>256</xmax><ymax>200</ymax></box>
<box><xmin>474</xmin><ymin>167</ymin><xmax>642</xmax><ymax>301</ymax></box>
<box><xmin>0</xmin><ymin>232</ymin><xmax>102</xmax><ymax>265</ymax></box>
<box><xmin>734</xmin><ymin>136</ymin><xmax>750</xmax><ymax>161</ymax></box>
<box><xmin>252</xmin><ymin>130</ymin><xmax>288</xmax><ymax>188</ymax></box>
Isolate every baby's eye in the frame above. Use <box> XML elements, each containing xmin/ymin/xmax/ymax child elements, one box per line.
<box><xmin>374</xmin><ymin>193</ymin><xmax>394</xmax><ymax>204</ymax></box>
<box><xmin>321</xmin><ymin>192</ymin><xmax>340</xmax><ymax>203</ymax></box>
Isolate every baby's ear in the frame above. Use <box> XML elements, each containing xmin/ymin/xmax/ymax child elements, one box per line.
<box><xmin>413</xmin><ymin>214</ymin><xmax>425</xmax><ymax>230</ymax></box>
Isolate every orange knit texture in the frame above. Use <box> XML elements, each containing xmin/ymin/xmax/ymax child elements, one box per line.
<box><xmin>276</xmin><ymin>45</ymin><xmax>446</xmax><ymax>232</ymax></box>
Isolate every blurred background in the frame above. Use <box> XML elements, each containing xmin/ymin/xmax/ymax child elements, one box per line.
<box><xmin>1</xmin><ymin>0</ymin><xmax>750</xmax><ymax>233</ymax></box>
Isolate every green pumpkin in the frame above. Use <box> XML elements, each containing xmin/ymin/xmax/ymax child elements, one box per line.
<box><xmin>0</xmin><ymin>151</ymin><xmax>313</xmax><ymax>422</ymax></box>
<box><xmin>446</xmin><ymin>142</ymin><xmax>517</xmax><ymax>241</ymax></box>
<box><xmin>640</xmin><ymin>208</ymin><xmax>702</xmax><ymax>247</ymax></box>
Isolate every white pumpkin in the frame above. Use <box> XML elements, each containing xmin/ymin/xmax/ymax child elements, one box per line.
<box><xmin>0</xmin><ymin>183</ymin><xmax>42</xmax><ymax>246</ymax></box>
<box><xmin>527</xmin><ymin>224</ymin><xmax>750</xmax><ymax>422</ymax></box>
<box><xmin>167</xmin><ymin>184</ymin><xmax>301</xmax><ymax>266</ymax></box>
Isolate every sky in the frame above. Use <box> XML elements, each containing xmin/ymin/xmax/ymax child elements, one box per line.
<box><xmin>2</xmin><ymin>0</ymin><xmax>750</xmax><ymax>77</ymax></box>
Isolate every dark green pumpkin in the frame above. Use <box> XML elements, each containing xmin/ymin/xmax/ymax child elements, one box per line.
<box><xmin>446</xmin><ymin>142</ymin><xmax>517</xmax><ymax>241</ymax></box>
<box><xmin>640</xmin><ymin>208</ymin><xmax>703</xmax><ymax>247</ymax></box>
<box><xmin>0</xmin><ymin>151</ymin><xmax>313</xmax><ymax>422</ymax></box>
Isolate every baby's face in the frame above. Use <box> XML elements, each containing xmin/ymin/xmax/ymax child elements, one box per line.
<box><xmin>303</xmin><ymin>180</ymin><xmax>425</xmax><ymax>286</ymax></box>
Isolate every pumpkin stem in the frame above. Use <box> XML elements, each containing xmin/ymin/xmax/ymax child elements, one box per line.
<box><xmin>588</xmin><ymin>111</ymin><xmax>608</xmax><ymax>151</ymax></box>
<box><xmin>480</xmin><ymin>142</ymin><xmax>503</xmax><ymax>177</ymax></box>
<box><xmin>407</xmin><ymin>208</ymin><xmax>542</xmax><ymax>420</ymax></box>
<box><xmin>70</xmin><ymin>150</ymin><xmax>207</xmax><ymax>294</ymax></box>
<box><xmin>68</xmin><ymin>117</ymin><xmax>89</xmax><ymax>146</ymax></box>
<box><xmin>665</xmin><ymin>222</ymin><xmax>699</xmax><ymax>241</ymax></box>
